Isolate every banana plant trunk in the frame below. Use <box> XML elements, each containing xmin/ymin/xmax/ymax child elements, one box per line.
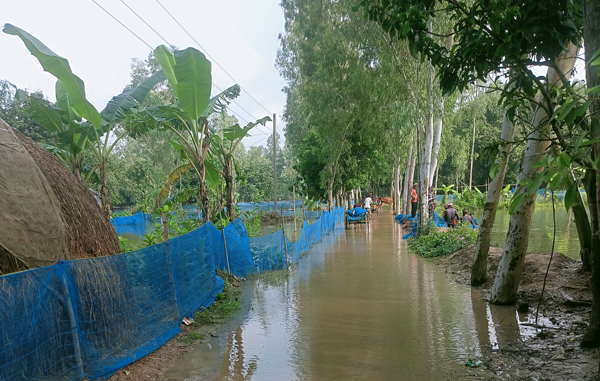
<box><xmin>471</xmin><ymin>102</ymin><xmax>516</xmax><ymax>286</ymax></box>
<box><xmin>99</xmin><ymin>157</ymin><xmax>111</xmax><ymax>217</ymax></box>
<box><xmin>197</xmin><ymin>161</ymin><xmax>210</xmax><ymax>224</ymax></box>
<box><xmin>490</xmin><ymin>43</ymin><xmax>579</xmax><ymax>304</ymax></box>
<box><xmin>224</xmin><ymin>155</ymin><xmax>235</xmax><ymax>221</ymax></box>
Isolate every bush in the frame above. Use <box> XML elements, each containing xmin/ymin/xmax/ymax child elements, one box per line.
<box><xmin>408</xmin><ymin>224</ymin><xmax>477</xmax><ymax>258</ymax></box>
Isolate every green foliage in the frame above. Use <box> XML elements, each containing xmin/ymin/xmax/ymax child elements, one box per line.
<box><xmin>408</xmin><ymin>224</ymin><xmax>477</xmax><ymax>258</ymax></box>
<box><xmin>242</xmin><ymin>208</ymin><xmax>264</xmax><ymax>238</ymax></box>
<box><xmin>0</xmin><ymin>80</ymin><xmax>56</xmax><ymax>144</ymax></box>
<box><xmin>118</xmin><ymin>236</ymin><xmax>138</xmax><ymax>253</ymax></box>
<box><xmin>193</xmin><ymin>271</ymin><xmax>241</xmax><ymax>325</ymax></box>
<box><xmin>453</xmin><ymin>188</ymin><xmax>486</xmax><ymax>211</ymax></box>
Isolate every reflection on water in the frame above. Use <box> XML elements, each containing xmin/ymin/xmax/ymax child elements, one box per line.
<box><xmin>165</xmin><ymin>214</ymin><xmax>541</xmax><ymax>381</ymax></box>
<box><xmin>488</xmin><ymin>208</ymin><xmax>580</xmax><ymax>259</ymax></box>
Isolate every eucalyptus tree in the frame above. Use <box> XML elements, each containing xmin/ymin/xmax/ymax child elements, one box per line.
<box><xmin>355</xmin><ymin>0</ymin><xmax>600</xmax><ymax>337</ymax></box>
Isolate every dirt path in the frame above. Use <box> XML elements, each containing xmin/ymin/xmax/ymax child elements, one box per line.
<box><xmin>436</xmin><ymin>247</ymin><xmax>599</xmax><ymax>380</ymax></box>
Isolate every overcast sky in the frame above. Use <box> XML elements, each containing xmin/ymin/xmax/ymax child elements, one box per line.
<box><xmin>1</xmin><ymin>0</ymin><xmax>285</xmax><ymax>147</ymax></box>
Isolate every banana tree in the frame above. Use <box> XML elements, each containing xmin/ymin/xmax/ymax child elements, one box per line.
<box><xmin>20</xmin><ymin>80</ymin><xmax>96</xmax><ymax>181</ymax></box>
<box><xmin>436</xmin><ymin>184</ymin><xmax>455</xmax><ymax>205</ymax></box>
<box><xmin>135</xmin><ymin>45</ymin><xmax>240</xmax><ymax>223</ymax></box>
<box><xmin>210</xmin><ymin>114</ymin><xmax>271</xmax><ymax>220</ymax></box>
<box><xmin>5</xmin><ymin>24</ymin><xmax>166</xmax><ymax>216</ymax></box>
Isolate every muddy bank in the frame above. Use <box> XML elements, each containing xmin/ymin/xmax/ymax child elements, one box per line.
<box><xmin>108</xmin><ymin>273</ymin><xmax>243</xmax><ymax>381</ymax></box>
<box><xmin>435</xmin><ymin>246</ymin><xmax>599</xmax><ymax>380</ymax></box>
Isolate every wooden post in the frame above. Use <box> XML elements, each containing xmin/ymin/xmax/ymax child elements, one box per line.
<box><xmin>273</xmin><ymin>113</ymin><xmax>278</xmax><ymax>212</ymax></box>
<box><xmin>222</xmin><ymin>229</ymin><xmax>231</xmax><ymax>274</ymax></box>
<box><xmin>293</xmin><ymin>185</ymin><xmax>297</xmax><ymax>236</ymax></box>
<box><xmin>280</xmin><ymin>210</ymin><xmax>289</xmax><ymax>270</ymax></box>
<box><xmin>162</xmin><ymin>212</ymin><xmax>169</xmax><ymax>241</ymax></box>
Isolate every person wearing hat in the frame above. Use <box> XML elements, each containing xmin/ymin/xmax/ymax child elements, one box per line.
<box><xmin>443</xmin><ymin>203</ymin><xmax>459</xmax><ymax>228</ymax></box>
<box><xmin>411</xmin><ymin>183</ymin><xmax>418</xmax><ymax>217</ymax></box>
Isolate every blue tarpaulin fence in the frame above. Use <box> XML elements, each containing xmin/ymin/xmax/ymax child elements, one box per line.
<box><xmin>0</xmin><ymin>207</ymin><xmax>344</xmax><ymax>381</ymax></box>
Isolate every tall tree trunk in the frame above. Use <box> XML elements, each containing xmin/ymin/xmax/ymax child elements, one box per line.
<box><xmin>490</xmin><ymin>43</ymin><xmax>579</xmax><ymax>304</ymax></box>
<box><xmin>418</xmin><ymin>61</ymin><xmax>435</xmax><ymax>235</ymax></box>
<box><xmin>565</xmin><ymin>171</ymin><xmax>591</xmax><ymax>270</ymax></box>
<box><xmin>471</xmin><ymin>99</ymin><xmax>516</xmax><ymax>285</ymax></box>
<box><xmin>582</xmin><ymin>0</ymin><xmax>600</xmax><ymax>347</ymax></box>
<box><xmin>225</xmin><ymin>155</ymin><xmax>235</xmax><ymax>221</ymax></box>
<box><xmin>391</xmin><ymin>166</ymin><xmax>396</xmax><ymax>211</ymax></box>
<box><xmin>99</xmin><ymin>157</ymin><xmax>111</xmax><ymax>217</ymax></box>
<box><xmin>469</xmin><ymin>115</ymin><xmax>476</xmax><ymax>190</ymax></box>
<box><xmin>429</xmin><ymin>98</ymin><xmax>444</xmax><ymax>182</ymax></box>
<box><xmin>583</xmin><ymin>169</ymin><xmax>600</xmax><ymax>346</ymax></box>
<box><xmin>404</xmin><ymin>139</ymin><xmax>416</xmax><ymax>214</ymax></box>
<box><xmin>395</xmin><ymin>161</ymin><xmax>402</xmax><ymax>215</ymax></box>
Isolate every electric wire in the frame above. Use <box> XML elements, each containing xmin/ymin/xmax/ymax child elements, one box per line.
<box><xmin>155</xmin><ymin>0</ymin><xmax>273</xmax><ymax>116</ymax></box>
<box><xmin>124</xmin><ymin>0</ymin><xmax>273</xmax><ymax>133</ymax></box>
<box><xmin>120</xmin><ymin>0</ymin><xmax>172</xmax><ymax>47</ymax></box>
<box><xmin>91</xmin><ymin>0</ymin><xmax>258</xmax><ymax>127</ymax></box>
<box><xmin>90</xmin><ymin>0</ymin><xmax>153</xmax><ymax>50</ymax></box>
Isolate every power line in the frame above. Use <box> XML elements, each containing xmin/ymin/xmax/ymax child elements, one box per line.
<box><xmin>120</xmin><ymin>0</ymin><xmax>172</xmax><ymax>47</ymax></box>
<box><xmin>90</xmin><ymin>0</ymin><xmax>153</xmax><ymax>50</ymax></box>
<box><xmin>155</xmin><ymin>0</ymin><xmax>273</xmax><ymax>116</ymax></box>
<box><xmin>90</xmin><ymin>0</ymin><xmax>259</xmax><ymax>128</ymax></box>
<box><xmin>119</xmin><ymin>0</ymin><xmax>271</xmax><ymax>133</ymax></box>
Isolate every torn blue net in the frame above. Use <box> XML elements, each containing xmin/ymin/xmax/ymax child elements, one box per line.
<box><xmin>0</xmin><ymin>207</ymin><xmax>345</xmax><ymax>381</ymax></box>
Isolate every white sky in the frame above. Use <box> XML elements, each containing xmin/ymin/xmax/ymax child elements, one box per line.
<box><xmin>0</xmin><ymin>0</ymin><xmax>286</xmax><ymax>148</ymax></box>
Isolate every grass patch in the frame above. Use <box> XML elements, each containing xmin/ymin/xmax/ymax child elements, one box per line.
<box><xmin>183</xmin><ymin>331</ymin><xmax>206</xmax><ymax>344</ymax></box>
<box><xmin>193</xmin><ymin>270</ymin><xmax>241</xmax><ymax>325</ymax></box>
<box><xmin>408</xmin><ymin>224</ymin><xmax>477</xmax><ymax>258</ymax></box>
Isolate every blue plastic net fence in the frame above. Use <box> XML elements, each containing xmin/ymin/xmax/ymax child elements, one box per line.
<box><xmin>0</xmin><ymin>226</ymin><xmax>223</xmax><ymax>381</ymax></box>
<box><xmin>1</xmin><ymin>207</ymin><xmax>345</xmax><ymax>381</ymax></box>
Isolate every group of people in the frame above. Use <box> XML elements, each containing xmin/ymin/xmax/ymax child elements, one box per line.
<box><xmin>442</xmin><ymin>203</ymin><xmax>478</xmax><ymax>228</ymax></box>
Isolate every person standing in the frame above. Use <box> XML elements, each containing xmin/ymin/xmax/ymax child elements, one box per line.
<box><xmin>443</xmin><ymin>203</ymin><xmax>459</xmax><ymax>228</ymax></box>
<box><xmin>364</xmin><ymin>193</ymin><xmax>373</xmax><ymax>214</ymax></box>
<box><xmin>411</xmin><ymin>183</ymin><xmax>418</xmax><ymax>217</ymax></box>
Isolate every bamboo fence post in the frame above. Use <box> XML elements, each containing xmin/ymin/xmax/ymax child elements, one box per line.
<box><xmin>162</xmin><ymin>213</ymin><xmax>169</xmax><ymax>241</ymax></box>
<box><xmin>222</xmin><ymin>229</ymin><xmax>231</xmax><ymax>274</ymax></box>
<box><xmin>281</xmin><ymin>210</ymin><xmax>290</xmax><ymax>270</ymax></box>
<box><xmin>293</xmin><ymin>186</ymin><xmax>297</xmax><ymax>237</ymax></box>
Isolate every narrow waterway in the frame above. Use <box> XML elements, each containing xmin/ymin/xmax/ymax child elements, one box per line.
<box><xmin>164</xmin><ymin>213</ymin><xmax>544</xmax><ymax>381</ymax></box>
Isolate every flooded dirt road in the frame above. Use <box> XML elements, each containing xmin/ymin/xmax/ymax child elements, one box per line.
<box><xmin>164</xmin><ymin>212</ymin><xmax>545</xmax><ymax>380</ymax></box>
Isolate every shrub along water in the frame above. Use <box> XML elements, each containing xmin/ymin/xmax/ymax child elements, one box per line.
<box><xmin>408</xmin><ymin>224</ymin><xmax>477</xmax><ymax>258</ymax></box>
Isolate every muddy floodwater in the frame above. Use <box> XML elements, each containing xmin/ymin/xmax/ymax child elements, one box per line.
<box><xmin>489</xmin><ymin>208</ymin><xmax>580</xmax><ymax>260</ymax></box>
<box><xmin>164</xmin><ymin>212</ymin><xmax>550</xmax><ymax>381</ymax></box>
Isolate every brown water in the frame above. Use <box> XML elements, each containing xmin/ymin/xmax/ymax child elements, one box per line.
<box><xmin>164</xmin><ymin>213</ymin><xmax>550</xmax><ymax>381</ymax></box>
<box><xmin>487</xmin><ymin>208</ymin><xmax>579</xmax><ymax>259</ymax></box>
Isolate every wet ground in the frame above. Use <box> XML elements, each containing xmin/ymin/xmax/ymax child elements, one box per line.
<box><xmin>160</xmin><ymin>212</ymin><xmax>588</xmax><ymax>381</ymax></box>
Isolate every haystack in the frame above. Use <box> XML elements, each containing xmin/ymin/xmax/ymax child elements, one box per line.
<box><xmin>0</xmin><ymin>119</ymin><xmax>120</xmax><ymax>275</ymax></box>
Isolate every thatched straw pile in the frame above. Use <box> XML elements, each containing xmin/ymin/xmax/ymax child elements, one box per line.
<box><xmin>0</xmin><ymin>120</ymin><xmax>120</xmax><ymax>275</ymax></box>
